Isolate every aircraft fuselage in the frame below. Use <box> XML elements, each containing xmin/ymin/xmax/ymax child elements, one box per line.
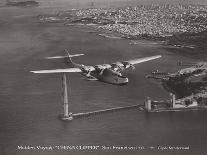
<box><xmin>30</xmin><ymin>53</ymin><xmax>162</xmax><ymax>86</ymax></box>
<box><xmin>91</xmin><ymin>68</ymin><xmax>128</xmax><ymax>85</ymax></box>
<box><xmin>72</xmin><ymin>63</ymin><xmax>129</xmax><ymax>85</ymax></box>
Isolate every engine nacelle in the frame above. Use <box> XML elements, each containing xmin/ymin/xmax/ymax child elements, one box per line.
<box><xmin>122</xmin><ymin>61</ymin><xmax>135</xmax><ymax>70</ymax></box>
<box><xmin>122</xmin><ymin>62</ymin><xmax>131</xmax><ymax>68</ymax></box>
<box><xmin>95</xmin><ymin>64</ymin><xmax>111</xmax><ymax>70</ymax></box>
<box><xmin>86</xmin><ymin>66</ymin><xmax>96</xmax><ymax>71</ymax></box>
<box><xmin>111</xmin><ymin>62</ymin><xmax>125</xmax><ymax>71</ymax></box>
<box><xmin>80</xmin><ymin>65</ymin><xmax>95</xmax><ymax>72</ymax></box>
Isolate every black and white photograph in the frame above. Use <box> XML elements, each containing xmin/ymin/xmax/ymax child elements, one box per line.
<box><xmin>0</xmin><ymin>0</ymin><xmax>207</xmax><ymax>154</ymax></box>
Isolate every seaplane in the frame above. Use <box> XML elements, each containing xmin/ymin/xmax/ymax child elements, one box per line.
<box><xmin>30</xmin><ymin>50</ymin><xmax>162</xmax><ymax>85</ymax></box>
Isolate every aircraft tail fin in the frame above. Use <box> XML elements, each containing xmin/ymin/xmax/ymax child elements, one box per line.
<box><xmin>65</xmin><ymin>49</ymin><xmax>73</xmax><ymax>64</ymax></box>
<box><xmin>45</xmin><ymin>49</ymin><xmax>84</xmax><ymax>64</ymax></box>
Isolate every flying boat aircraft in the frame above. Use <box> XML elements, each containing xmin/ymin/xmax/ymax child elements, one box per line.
<box><xmin>30</xmin><ymin>51</ymin><xmax>162</xmax><ymax>85</ymax></box>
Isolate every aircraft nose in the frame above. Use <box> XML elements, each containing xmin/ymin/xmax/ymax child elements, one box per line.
<box><xmin>117</xmin><ymin>77</ymin><xmax>128</xmax><ymax>86</ymax></box>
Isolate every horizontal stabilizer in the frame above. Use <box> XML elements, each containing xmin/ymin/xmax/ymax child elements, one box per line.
<box><xmin>46</xmin><ymin>54</ymin><xmax>84</xmax><ymax>59</ymax></box>
<box><xmin>30</xmin><ymin>68</ymin><xmax>82</xmax><ymax>73</ymax></box>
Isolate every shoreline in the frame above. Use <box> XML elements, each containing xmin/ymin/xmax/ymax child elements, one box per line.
<box><xmin>34</xmin><ymin>4</ymin><xmax>207</xmax><ymax>62</ymax></box>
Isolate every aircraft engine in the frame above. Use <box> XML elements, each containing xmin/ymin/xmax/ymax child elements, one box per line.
<box><xmin>95</xmin><ymin>64</ymin><xmax>111</xmax><ymax>70</ymax></box>
<box><xmin>81</xmin><ymin>66</ymin><xmax>95</xmax><ymax>77</ymax></box>
<box><xmin>86</xmin><ymin>66</ymin><xmax>95</xmax><ymax>71</ymax></box>
<box><xmin>122</xmin><ymin>62</ymin><xmax>135</xmax><ymax>70</ymax></box>
<box><xmin>111</xmin><ymin>62</ymin><xmax>124</xmax><ymax>71</ymax></box>
<box><xmin>113</xmin><ymin>62</ymin><xmax>124</xmax><ymax>67</ymax></box>
<box><xmin>130</xmin><ymin>64</ymin><xmax>136</xmax><ymax>70</ymax></box>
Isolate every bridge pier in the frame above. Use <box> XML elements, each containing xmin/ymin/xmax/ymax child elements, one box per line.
<box><xmin>170</xmin><ymin>93</ymin><xmax>176</xmax><ymax>108</ymax></box>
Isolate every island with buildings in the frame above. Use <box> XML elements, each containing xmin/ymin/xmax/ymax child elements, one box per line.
<box><xmin>145</xmin><ymin>62</ymin><xmax>207</xmax><ymax>112</ymax></box>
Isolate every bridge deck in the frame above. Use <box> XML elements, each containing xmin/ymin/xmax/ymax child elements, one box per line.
<box><xmin>73</xmin><ymin>104</ymin><xmax>144</xmax><ymax>118</ymax></box>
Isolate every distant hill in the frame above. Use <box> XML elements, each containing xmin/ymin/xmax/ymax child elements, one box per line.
<box><xmin>6</xmin><ymin>0</ymin><xmax>39</xmax><ymax>7</ymax></box>
<box><xmin>165</xmin><ymin>31</ymin><xmax>207</xmax><ymax>59</ymax></box>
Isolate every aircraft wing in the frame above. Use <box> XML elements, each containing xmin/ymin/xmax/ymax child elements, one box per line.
<box><xmin>30</xmin><ymin>68</ymin><xmax>82</xmax><ymax>73</ymax></box>
<box><xmin>125</xmin><ymin>55</ymin><xmax>162</xmax><ymax>65</ymax></box>
<box><xmin>95</xmin><ymin>55</ymin><xmax>162</xmax><ymax>70</ymax></box>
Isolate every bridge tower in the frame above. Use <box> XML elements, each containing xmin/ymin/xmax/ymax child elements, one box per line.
<box><xmin>60</xmin><ymin>73</ymin><xmax>73</xmax><ymax>120</ymax></box>
<box><xmin>145</xmin><ymin>97</ymin><xmax>152</xmax><ymax>111</ymax></box>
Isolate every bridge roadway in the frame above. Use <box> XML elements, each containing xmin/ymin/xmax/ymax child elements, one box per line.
<box><xmin>71</xmin><ymin>104</ymin><xmax>207</xmax><ymax>119</ymax></box>
<box><xmin>72</xmin><ymin>104</ymin><xmax>144</xmax><ymax>118</ymax></box>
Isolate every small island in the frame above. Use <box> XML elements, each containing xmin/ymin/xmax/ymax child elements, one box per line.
<box><xmin>6</xmin><ymin>0</ymin><xmax>39</xmax><ymax>7</ymax></box>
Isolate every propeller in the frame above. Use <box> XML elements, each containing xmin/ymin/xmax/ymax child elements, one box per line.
<box><xmin>99</xmin><ymin>68</ymin><xmax>105</xmax><ymax>76</ymax></box>
<box><xmin>130</xmin><ymin>64</ymin><xmax>135</xmax><ymax>70</ymax></box>
<box><xmin>117</xmin><ymin>64</ymin><xmax>124</xmax><ymax>71</ymax></box>
<box><xmin>85</xmin><ymin>67</ymin><xmax>95</xmax><ymax>77</ymax></box>
<box><xmin>86</xmin><ymin>70</ymin><xmax>92</xmax><ymax>77</ymax></box>
<box><xmin>123</xmin><ymin>61</ymin><xmax>135</xmax><ymax>70</ymax></box>
<box><xmin>112</xmin><ymin>64</ymin><xmax>124</xmax><ymax>72</ymax></box>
